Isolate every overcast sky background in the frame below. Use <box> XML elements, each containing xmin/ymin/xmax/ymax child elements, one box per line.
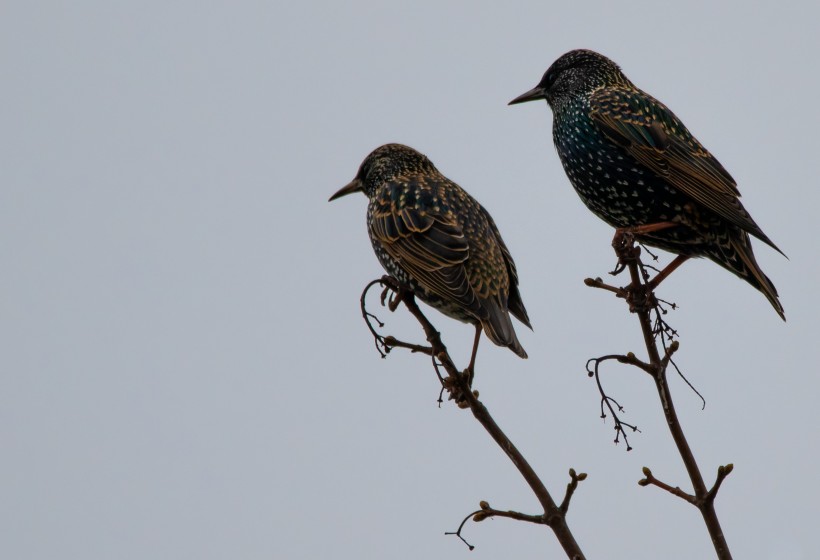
<box><xmin>1</xmin><ymin>2</ymin><xmax>817</xmax><ymax>559</ymax></box>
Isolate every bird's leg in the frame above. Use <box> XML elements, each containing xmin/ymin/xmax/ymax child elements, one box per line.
<box><xmin>622</xmin><ymin>221</ymin><xmax>679</xmax><ymax>236</ymax></box>
<box><xmin>647</xmin><ymin>254</ymin><xmax>690</xmax><ymax>291</ymax></box>
<box><xmin>465</xmin><ymin>325</ymin><xmax>482</xmax><ymax>386</ymax></box>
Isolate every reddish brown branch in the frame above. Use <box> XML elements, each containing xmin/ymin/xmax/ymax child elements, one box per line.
<box><xmin>638</xmin><ymin>466</ymin><xmax>697</xmax><ymax>505</ymax></box>
<box><xmin>444</xmin><ymin>504</ymin><xmax>546</xmax><ymax>551</ymax></box>
<box><xmin>361</xmin><ymin>276</ymin><xmax>587</xmax><ymax>559</ymax></box>
<box><xmin>446</xmin><ymin>470</ymin><xmax>587</xmax><ymax>553</ymax></box>
<box><xmin>586</xmin><ymin>233</ymin><xmax>734</xmax><ymax>560</ymax></box>
<box><xmin>382</xmin><ymin>336</ymin><xmax>433</xmax><ymax>355</ymax></box>
<box><xmin>560</xmin><ymin>469</ymin><xmax>588</xmax><ymax>514</ymax></box>
<box><xmin>705</xmin><ymin>464</ymin><xmax>734</xmax><ymax>504</ymax></box>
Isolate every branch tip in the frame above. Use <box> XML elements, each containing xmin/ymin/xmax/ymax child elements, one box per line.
<box><xmin>560</xmin><ymin>467</ymin><xmax>588</xmax><ymax>513</ymax></box>
<box><xmin>588</xmin><ymin>354</ymin><xmax>642</xmax><ymax>449</ymax></box>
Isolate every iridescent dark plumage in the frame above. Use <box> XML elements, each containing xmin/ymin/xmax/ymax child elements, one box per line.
<box><xmin>330</xmin><ymin>143</ymin><xmax>532</xmax><ymax>362</ymax></box>
<box><xmin>510</xmin><ymin>49</ymin><xmax>785</xmax><ymax>319</ymax></box>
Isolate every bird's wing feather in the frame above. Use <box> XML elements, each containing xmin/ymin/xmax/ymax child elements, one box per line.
<box><xmin>369</xmin><ymin>181</ymin><xmax>480</xmax><ymax>315</ymax></box>
<box><xmin>589</xmin><ymin>87</ymin><xmax>780</xmax><ymax>252</ymax></box>
<box><xmin>481</xmin><ymin>208</ymin><xmax>531</xmax><ymax>329</ymax></box>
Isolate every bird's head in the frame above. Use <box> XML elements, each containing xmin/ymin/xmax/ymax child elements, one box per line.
<box><xmin>329</xmin><ymin>143</ymin><xmax>435</xmax><ymax>201</ymax></box>
<box><xmin>509</xmin><ymin>49</ymin><xmax>629</xmax><ymax>108</ymax></box>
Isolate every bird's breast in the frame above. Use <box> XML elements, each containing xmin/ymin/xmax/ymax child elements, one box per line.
<box><xmin>551</xmin><ymin>106</ymin><xmax>684</xmax><ymax>228</ymax></box>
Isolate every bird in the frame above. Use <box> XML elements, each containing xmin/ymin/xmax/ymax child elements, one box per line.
<box><xmin>509</xmin><ymin>49</ymin><xmax>785</xmax><ymax>319</ymax></box>
<box><xmin>329</xmin><ymin>143</ymin><xmax>532</xmax><ymax>372</ymax></box>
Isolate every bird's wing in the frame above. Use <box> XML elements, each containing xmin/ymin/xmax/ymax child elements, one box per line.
<box><xmin>368</xmin><ymin>180</ymin><xmax>480</xmax><ymax>315</ymax></box>
<box><xmin>482</xmin><ymin>208</ymin><xmax>531</xmax><ymax>329</ymax></box>
<box><xmin>589</xmin><ymin>87</ymin><xmax>781</xmax><ymax>252</ymax></box>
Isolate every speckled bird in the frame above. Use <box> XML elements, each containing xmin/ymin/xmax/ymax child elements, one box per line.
<box><xmin>510</xmin><ymin>49</ymin><xmax>785</xmax><ymax>319</ymax></box>
<box><xmin>330</xmin><ymin>143</ymin><xmax>532</xmax><ymax>369</ymax></box>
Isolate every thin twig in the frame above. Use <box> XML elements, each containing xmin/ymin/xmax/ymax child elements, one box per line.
<box><xmin>445</xmin><ymin>469</ymin><xmax>587</xmax><ymax>553</ymax></box>
<box><xmin>560</xmin><ymin>469</ymin><xmax>588</xmax><ymax>514</ymax></box>
<box><xmin>586</xmin><ymin>355</ymin><xmax>642</xmax><ymax>450</ymax></box>
<box><xmin>382</xmin><ymin>336</ymin><xmax>433</xmax><ymax>355</ymax></box>
<box><xmin>638</xmin><ymin>466</ymin><xmax>697</xmax><ymax>505</ymax></box>
<box><xmin>705</xmin><ymin>464</ymin><xmax>734</xmax><ymax>504</ymax></box>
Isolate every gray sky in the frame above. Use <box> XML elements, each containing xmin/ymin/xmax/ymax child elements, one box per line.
<box><xmin>2</xmin><ymin>1</ymin><xmax>817</xmax><ymax>559</ymax></box>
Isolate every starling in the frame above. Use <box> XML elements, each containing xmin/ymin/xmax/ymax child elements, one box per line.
<box><xmin>510</xmin><ymin>49</ymin><xmax>785</xmax><ymax>319</ymax></box>
<box><xmin>330</xmin><ymin>143</ymin><xmax>532</xmax><ymax>370</ymax></box>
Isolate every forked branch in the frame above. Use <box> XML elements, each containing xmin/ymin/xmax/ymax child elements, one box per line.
<box><xmin>585</xmin><ymin>233</ymin><xmax>734</xmax><ymax>560</ymax></box>
<box><xmin>361</xmin><ymin>276</ymin><xmax>586</xmax><ymax>559</ymax></box>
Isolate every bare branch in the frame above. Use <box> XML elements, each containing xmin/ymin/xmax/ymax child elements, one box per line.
<box><xmin>444</xmin><ymin>509</ymin><xmax>479</xmax><ymax>551</ymax></box>
<box><xmin>382</xmin><ymin>335</ymin><xmax>433</xmax><ymax>355</ymax></box>
<box><xmin>638</xmin><ymin>466</ymin><xmax>697</xmax><ymax>505</ymax></box>
<box><xmin>445</xmin><ymin>500</ymin><xmax>550</xmax><ymax>551</ymax></box>
<box><xmin>705</xmin><ymin>464</ymin><xmax>734</xmax><ymax>504</ymax></box>
<box><xmin>560</xmin><ymin>469</ymin><xmax>588</xmax><ymax>514</ymax></box>
<box><xmin>360</xmin><ymin>276</ymin><xmax>586</xmax><ymax>559</ymax></box>
<box><xmin>585</xmin><ymin>233</ymin><xmax>735</xmax><ymax>560</ymax></box>
<box><xmin>586</xmin><ymin>355</ymin><xmax>642</xmax><ymax>450</ymax></box>
<box><xmin>360</xmin><ymin>278</ymin><xmax>389</xmax><ymax>357</ymax></box>
<box><xmin>584</xmin><ymin>276</ymin><xmax>626</xmax><ymax>298</ymax></box>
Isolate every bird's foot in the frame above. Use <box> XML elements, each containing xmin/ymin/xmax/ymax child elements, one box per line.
<box><xmin>379</xmin><ymin>275</ymin><xmax>409</xmax><ymax>312</ymax></box>
<box><xmin>610</xmin><ymin>231</ymin><xmax>641</xmax><ymax>275</ymax></box>
<box><xmin>610</xmin><ymin>223</ymin><xmax>678</xmax><ymax>277</ymax></box>
<box><xmin>441</xmin><ymin>369</ymin><xmax>477</xmax><ymax>408</ymax></box>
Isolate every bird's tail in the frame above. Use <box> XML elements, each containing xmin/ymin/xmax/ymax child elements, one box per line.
<box><xmin>481</xmin><ymin>305</ymin><xmax>528</xmax><ymax>358</ymax></box>
<box><xmin>721</xmin><ymin>233</ymin><xmax>785</xmax><ymax>320</ymax></box>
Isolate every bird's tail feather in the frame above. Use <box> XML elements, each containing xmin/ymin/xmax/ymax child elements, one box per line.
<box><xmin>731</xmin><ymin>237</ymin><xmax>785</xmax><ymax>320</ymax></box>
<box><xmin>481</xmin><ymin>304</ymin><xmax>528</xmax><ymax>358</ymax></box>
<box><xmin>508</xmin><ymin>288</ymin><xmax>533</xmax><ymax>331</ymax></box>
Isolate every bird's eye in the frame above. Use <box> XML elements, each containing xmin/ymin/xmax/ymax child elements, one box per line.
<box><xmin>541</xmin><ymin>71</ymin><xmax>555</xmax><ymax>89</ymax></box>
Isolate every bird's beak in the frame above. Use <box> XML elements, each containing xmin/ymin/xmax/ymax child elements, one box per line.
<box><xmin>508</xmin><ymin>86</ymin><xmax>546</xmax><ymax>106</ymax></box>
<box><xmin>329</xmin><ymin>178</ymin><xmax>363</xmax><ymax>202</ymax></box>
